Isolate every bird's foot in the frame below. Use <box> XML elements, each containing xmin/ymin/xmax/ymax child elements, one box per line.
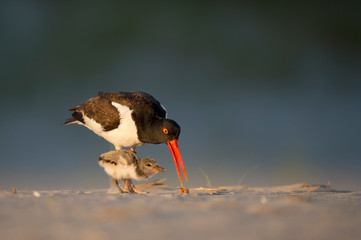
<box><xmin>130</xmin><ymin>181</ymin><xmax>148</xmax><ymax>194</ymax></box>
<box><xmin>126</xmin><ymin>179</ymin><xmax>148</xmax><ymax>194</ymax></box>
<box><xmin>131</xmin><ymin>187</ymin><xmax>148</xmax><ymax>195</ymax></box>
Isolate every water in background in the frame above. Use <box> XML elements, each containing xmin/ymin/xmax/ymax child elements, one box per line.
<box><xmin>1</xmin><ymin>2</ymin><xmax>360</xmax><ymax>190</ymax></box>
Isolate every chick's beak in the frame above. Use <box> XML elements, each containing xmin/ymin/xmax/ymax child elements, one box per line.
<box><xmin>153</xmin><ymin>165</ymin><xmax>166</xmax><ymax>172</ymax></box>
<box><xmin>167</xmin><ymin>139</ymin><xmax>188</xmax><ymax>186</ymax></box>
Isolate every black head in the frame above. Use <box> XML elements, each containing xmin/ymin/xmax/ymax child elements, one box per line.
<box><xmin>138</xmin><ymin>158</ymin><xmax>166</xmax><ymax>178</ymax></box>
<box><xmin>159</xmin><ymin>119</ymin><xmax>180</xmax><ymax>141</ymax></box>
<box><xmin>139</xmin><ymin>118</ymin><xmax>181</xmax><ymax>144</ymax></box>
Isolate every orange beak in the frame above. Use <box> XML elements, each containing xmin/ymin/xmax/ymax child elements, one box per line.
<box><xmin>167</xmin><ymin>139</ymin><xmax>188</xmax><ymax>186</ymax></box>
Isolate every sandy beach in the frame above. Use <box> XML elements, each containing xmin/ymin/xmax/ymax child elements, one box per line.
<box><xmin>1</xmin><ymin>2</ymin><xmax>360</xmax><ymax>240</ymax></box>
<box><xmin>1</xmin><ymin>183</ymin><xmax>360</xmax><ymax>240</ymax></box>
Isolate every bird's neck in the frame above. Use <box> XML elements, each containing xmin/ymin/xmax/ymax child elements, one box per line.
<box><xmin>135</xmin><ymin>165</ymin><xmax>149</xmax><ymax>179</ymax></box>
<box><xmin>137</xmin><ymin>119</ymin><xmax>163</xmax><ymax>144</ymax></box>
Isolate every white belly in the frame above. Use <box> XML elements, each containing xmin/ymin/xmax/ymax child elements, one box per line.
<box><xmin>100</xmin><ymin>164</ymin><xmax>144</xmax><ymax>181</ymax></box>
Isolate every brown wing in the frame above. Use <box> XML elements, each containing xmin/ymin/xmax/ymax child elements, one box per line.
<box><xmin>66</xmin><ymin>96</ymin><xmax>120</xmax><ymax>131</ymax></box>
<box><xmin>81</xmin><ymin>96</ymin><xmax>120</xmax><ymax>131</ymax></box>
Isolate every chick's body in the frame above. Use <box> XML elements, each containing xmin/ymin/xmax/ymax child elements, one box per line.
<box><xmin>98</xmin><ymin>150</ymin><xmax>165</xmax><ymax>194</ymax></box>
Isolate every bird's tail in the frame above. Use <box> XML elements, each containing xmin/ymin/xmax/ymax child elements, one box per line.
<box><xmin>64</xmin><ymin>118</ymin><xmax>77</xmax><ymax>125</ymax></box>
<box><xmin>64</xmin><ymin>111</ymin><xmax>84</xmax><ymax>125</ymax></box>
<box><xmin>98</xmin><ymin>156</ymin><xmax>117</xmax><ymax>166</ymax></box>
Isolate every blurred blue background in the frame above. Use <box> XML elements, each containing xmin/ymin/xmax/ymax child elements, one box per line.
<box><xmin>1</xmin><ymin>1</ymin><xmax>360</xmax><ymax>190</ymax></box>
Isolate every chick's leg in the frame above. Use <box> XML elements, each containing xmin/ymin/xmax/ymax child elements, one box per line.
<box><xmin>122</xmin><ymin>179</ymin><xmax>132</xmax><ymax>193</ymax></box>
<box><xmin>112</xmin><ymin>178</ymin><xmax>124</xmax><ymax>194</ymax></box>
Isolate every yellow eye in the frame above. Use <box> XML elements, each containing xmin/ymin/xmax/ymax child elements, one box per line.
<box><xmin>163</xmin><ymin>128</ymin><xmax>169</xmax><ymax>134</ymax></box>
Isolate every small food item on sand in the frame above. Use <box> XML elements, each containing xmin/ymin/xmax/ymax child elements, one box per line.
<box><xmin>178</xmin><ymin>187</ymin><xmax>189</xmax><ymax>194</ymax></box>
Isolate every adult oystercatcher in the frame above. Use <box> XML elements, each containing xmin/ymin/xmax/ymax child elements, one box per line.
<box><xmin>64</xmin><ymin>91</ymin><xmax>187</xmax><ymax>185</ymax></box>
<box><xmin>98</xmin><ymin>150</ymin><xmax>165</xmax><ymax>194</ymax></box>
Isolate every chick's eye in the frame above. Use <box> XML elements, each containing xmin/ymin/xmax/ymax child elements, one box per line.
<box><xmin>163</xmin><ymin>128</ymin><xmax>169</xmax><ymax>134</ymax></box>
<box><xmin>146</xmin><ymin>164</ymin><xmax>151</xmax><ymax>167</ymax></box>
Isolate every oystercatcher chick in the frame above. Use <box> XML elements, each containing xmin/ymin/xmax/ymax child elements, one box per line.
<box><xmin>65</xmin><ymin>91</ymin><xmax>187</xmax><ymax>186</ymax></box>
<box><xmin>98</xmin><ymin>150</ymin><xmax>165</xmax><ymax>194</ymax></box>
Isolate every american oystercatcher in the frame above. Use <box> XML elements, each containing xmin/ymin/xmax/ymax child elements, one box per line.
<box><xmin>64</xmin><ymin>91</ymin><xmax>187</xmax><ymax>186</ymax></box>
<box><xmin>98</xmin><ymin>150</ymin><xmax>165</xmax><ymax>194</ymax></box>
